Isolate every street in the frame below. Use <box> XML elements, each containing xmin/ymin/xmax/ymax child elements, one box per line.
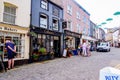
<box><xmin>0</xmin><ymin>47</ymin><xmax>120</xmax><ymax>80</ymax></box>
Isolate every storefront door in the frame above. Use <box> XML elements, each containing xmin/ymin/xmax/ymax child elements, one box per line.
<box><xmin>75</xmin><ymin>38</ymin><xmax>80</xmax><ymax>49</ymax></box>
<box><xmin>53</xmin><ymin>36</ymin><xmax>60</xmax><ymax>57</ymax></box>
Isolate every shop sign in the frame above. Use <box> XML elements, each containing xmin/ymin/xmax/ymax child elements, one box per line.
<box><xmin>33</xmin><ymin>27</ymin><xmax>61</xmax><ymax>36</ymax></box>
<box><xmin>0</xmin><ymin>26</ymin><xmax>17</xmax><ymax>32</ymax></box>
<box><xmin>64</xmin><ymin>30</ymin><xmax>81</xmax><ymax>38</ymax></box>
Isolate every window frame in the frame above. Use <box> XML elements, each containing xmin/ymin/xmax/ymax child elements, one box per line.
<box><xmin>67</xmin><ymin>4</ymin><xmax>72</xmax><ymax>15</ymax></box>
<box><xmin>39</xmin><ymin>13</ymin><xmax>48</xmax><ymax>29</ymax></box>
<box><xmin>3</xmin><ymin>5</ymin><xmax>16</xmax><ymax>24</ymax></box>
<box><xmin>52</xmin><ymin>6</ymin><xmax>60</xmax><ymax>17</ymax></box>
<box><xmin>68</xmin><ymin>21</ymin><xmax>72</xmax><ymax>31</ymax></box>
<box><xmin>52</xmin><ymin>18</ymin><xmax>59</xmax><ymax>31</ymax></box>
<box><xmin>40</xmin><ymin>0</ymin><xmax>48</xmax><ymax>10</ymax></box>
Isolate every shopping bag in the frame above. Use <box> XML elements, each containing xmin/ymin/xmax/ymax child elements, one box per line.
<box><xmin>99</xmin><ymin>67</ymin><xmax>120</xmax><ymax>80</ymax></box>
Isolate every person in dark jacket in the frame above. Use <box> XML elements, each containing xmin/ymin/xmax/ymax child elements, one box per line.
<box><xmin>5</xmin><ymin>39</ymin><xmax>16</xmax><ymax>70</ymax></box>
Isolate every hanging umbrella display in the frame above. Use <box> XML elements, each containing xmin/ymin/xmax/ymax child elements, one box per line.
<box><xmin>106</xmin><ymin>18</ymin><xmax>113</xmax><ymax>21</ymax></box>
<box><xmin>113</xmin><ymin>11</ymin><xmax>120</xmax><ymax>16</ymax></box>
<box><xmin>101</xmin><ymin>22</ymin><xmax>106</xmax><ymax>24</ymax></box>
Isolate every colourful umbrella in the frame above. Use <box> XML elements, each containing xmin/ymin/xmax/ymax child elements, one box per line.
<box><xmin>113</xmin><ymin>11</ymin><xmax>120</xmax><ymax>15</ymax></box>
<box><xmin>106</xmin><ymin>18</ymin><xmax>113</xmax><ymax>21</ymax></box>
<box><xmin>101</xmin><ymin>22</ymin><xmax>107</xmax><ymax>25</ymax></box>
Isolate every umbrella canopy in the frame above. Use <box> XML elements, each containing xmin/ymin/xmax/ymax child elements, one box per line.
<box><xmin>113</xmin><ymin>11</ymin><xmax>120</xmax><ymax>15</ymax></box>
<box><xmin>101</xmin><ymin>22</ymin><xmax>107</xmax><ymax>25</ymax></box>
<box><xmin>106</xmin><ymin>18</ymin><xmax>113</xmax><ymax>21</ymax></box>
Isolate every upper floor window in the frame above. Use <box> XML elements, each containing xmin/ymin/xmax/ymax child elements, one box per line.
<box><xmin>76</xmin><ymin>12</ymin><xmax>80</xmax><ymax>19</ymax></box>
<box><xmin>68</xmin><ymin>21</ymin><xmax>72</xmax><ymax>31</ymax></box>
<box><xmin>3</xmin><ymin>5</ymin><xmax>16</xmax><ymax>24</ymax></box>
<box><xmin>67</xmin><ymin>5</ymin><xmax>72</xmax><ymax>15</ymax></box>
<box><xmin>40</xmin><ymin>14</ymin><xmax>48</xmax><ymax>28</ymax></box>
<box><xmin>77</xmin><ymin>24</ymin><xmax>80</xmax><ymax>33</ymax></box>
<box><xmin>52</xmin><ymin>7</ymin><xmax>59</xmax><ymax>17</ymax></box>
<box><xmin>41</xmin><ymin>0</ymin><xmax>48</xmax><ymax>10</ymax></box>
<box><xmin>52</xmin><ymin>18</ymin><xmax>59</xmax><ymax>31</ymax></box>
<box><xmin>83</xmin><ymin>16</ymin><xmax>87</xmax><ymax>23</ymax></box>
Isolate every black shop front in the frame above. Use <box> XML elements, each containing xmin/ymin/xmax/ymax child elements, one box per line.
<box><xmin>29</xmin><ymin>27</ymin><xmax>63</xmax><ymax>61</ymax></box>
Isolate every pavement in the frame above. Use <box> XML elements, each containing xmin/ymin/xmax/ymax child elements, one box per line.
<box><xmin>0</xmin><ymin>47</ymin><xmax>120</xmax><ymax>80</ymax></box>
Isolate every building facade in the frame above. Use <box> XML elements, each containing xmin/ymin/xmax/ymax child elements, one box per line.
<box><xmin>31</xmin><ymin>0</ymin><xmax>63</xmax><ymax>58</ymax></box>
<box><xmin>0</xmin><ymin>0</ymin><xmax>31</xmax><ymax>61</ymax></box>
<box><xmin>98</xmin><ymin>28</ymin><xmax>105</xmax><ymax>41</ymax></box>
<box><xmin>61</xmin><ymin>0</ymin><xmax>90</xmax><ymax>49</ymax></box>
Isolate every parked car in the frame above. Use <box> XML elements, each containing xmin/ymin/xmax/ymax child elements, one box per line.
<box><xmin>96</xmin><ymin>42</ymin><xmax>110</xmax><ymax>52</ymax></box>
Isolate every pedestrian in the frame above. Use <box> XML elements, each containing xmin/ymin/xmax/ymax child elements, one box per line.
<box><xmin>87</xmin><ymin>43</ymin><xmax>91</xmax><ymax>56</ymax></box>
<box><xmin>77</xmin><ymin>44</ymin><xmax>82</xmax><ymax>55</ymax></box>
<box><xmin>5</xmin><ymin>39</ymin><xmax>16</xmax><ymax>70</ymax></box>
<box><xmin>82</xmin><ymin>42</ymin><xmax>87</xmax><ymax>56</ymax></box>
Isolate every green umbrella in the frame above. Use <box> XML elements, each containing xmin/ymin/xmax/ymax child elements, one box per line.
<box><xmin>101</xmin><ymin>22</ymin><xmax>107</xmax><ymax>25</ymax></box>
<box><xmin>113</xmin><ymin>11</ymin><xmax>120</xmax><ymax>15</ymax></box>
<box><xmin>106</xmin><ymin>18</ymin><xmax>113</xmax><ymax>21</ymax></box>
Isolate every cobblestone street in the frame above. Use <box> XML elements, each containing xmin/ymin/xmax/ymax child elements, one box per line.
<box><xmin>0</xmin><ymin>47</ymin><xmax>120</xmax><ymax>80</ymax></box>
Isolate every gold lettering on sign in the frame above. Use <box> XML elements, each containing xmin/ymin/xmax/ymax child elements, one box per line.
<box><xmin>4</xmin><ymin>27</ymin><xmax>17</xmax><ymax>32</ymax></box>
<box><xmin>0</xmin><ymin>26</ymin><xmax>17</xmax><ymax>32</ymax></box>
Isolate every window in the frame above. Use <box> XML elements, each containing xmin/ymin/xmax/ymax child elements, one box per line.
<box><xmin>0</xmin><ymin>33</ymin><xmax>25</xmax><ymax>60</ymax></box>
<box><xmin>52</xmin><ymin>18</ymin><xmax>58</xmax><ymax>30</ymax></box>
<box><xmin>3</xmin><ymin>5</ymin><xmax>16</xmax><ymax>24</ymax></box>
<box><xmin>76</xmin><ymin>12</ymin><xmax>80</xmax><ymax>19</ymax></box>
<box><xmin>68</xmin><ymin>21</ymin><xmax>72</xmax><ymax>31</ymax></box>
<box><xmin>40</xmin><ymin>14</ymin><xmax>48</xmax><ymax>28</ymax></box>
<box><xmin>41</xmin><ymin>0</ymin><xmax>48</xmax><ymax>10</ymax></box>
<box><xmin>67</xmin><ymin>5</ymin><xmax>72</xmax><ymax>15</ymax></box>
<box><xmin>77</xmin><ymin>24</ymin><xmax>80</xmax><ymax>33</ymax></box>
<box><xmin>52</xmin><ymin>7</ymin><xmax>59</xmax><ymax>17</ymax></box>
<box><xmin>83</xmin><ymin>28</ymin><xmax>86</xmax><ymax>35</ymax></box>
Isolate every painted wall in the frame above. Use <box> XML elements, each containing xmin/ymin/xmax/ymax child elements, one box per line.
<box><xmin>0</xmin><ymin>0</ymin><xmax>31</xmax><ymax>27</ymax></box>
<box><xmin>31</xmin><ymin>0</ymin><xmax>63</xmax><ymax>32</ymax></box>
<box><xmin>62</xmin><ymin>0</ymin><xmax>90</xmax><ymax>34</ymax></box>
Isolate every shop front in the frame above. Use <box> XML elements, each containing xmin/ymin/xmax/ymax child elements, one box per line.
<box><xmin>64</xmin><ymin>30</ymin><xmax>82</xmax><ymax>49</ymax></box>
<box><xmin>0</xmin><ymin>23</ymin><xmax>29</xmax><ymax>62</ymax></box>
<box><xmin>30</xmin><ymin>27</ymin><xmax>62</xmax><ymax>61</ymax></box>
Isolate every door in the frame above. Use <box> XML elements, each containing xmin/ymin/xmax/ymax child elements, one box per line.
<box><xmin>53</xmin><ymin>36</ymin><xmax>60</xmax><ymax>57</ymax></box>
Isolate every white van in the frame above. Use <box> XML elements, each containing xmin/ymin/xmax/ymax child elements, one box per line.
<box><xmin>96</xmin><ymin>42</ymin><xmax>110</xmax><ymax>52</ymax></box>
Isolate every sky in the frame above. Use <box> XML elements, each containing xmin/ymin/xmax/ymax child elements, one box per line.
<box><xmin>75</xmin><ymin>0</ymin><xmax>120</xmax><ymax>29</ymax></box>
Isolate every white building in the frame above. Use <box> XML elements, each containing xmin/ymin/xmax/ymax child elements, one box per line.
<box><xmin>0</xmin><ymin>0</ymin><xmax>31</xmax><ymax>61</ymax></box>
<box><xmin>113</xmin><ymin>30</ymin><xmax>119</xmax><ymax>47</ymax></box>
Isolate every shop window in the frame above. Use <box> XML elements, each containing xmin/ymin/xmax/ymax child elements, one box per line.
<box><xmin>3</xmin><ymin>3</ymin><xmax>16</xmax><ymax>24</ymax></box>
<box><xmin>52</xmin><ymin>19</ymin><xmax>58</xmax><ymax>31</ymax></box>
<box><xmin>40</xmin><ymin>14</ymin><xmax>48</xmax><ymax>28</ymax></box>
<box><xmin>0</xmin><ymin>33</ymin><xmax>25</xmax><ymax>60</ymax></box>
<box><xmin>41</xmin><ymin>0</ymin><xmax>48</xmax><ymax>10</ymax></box>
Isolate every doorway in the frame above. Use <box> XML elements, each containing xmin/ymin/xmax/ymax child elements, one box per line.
<box><xmin>53</xmin><ymin>36</ymin><xmax>60</xmax><ymax>57</ymax></box>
